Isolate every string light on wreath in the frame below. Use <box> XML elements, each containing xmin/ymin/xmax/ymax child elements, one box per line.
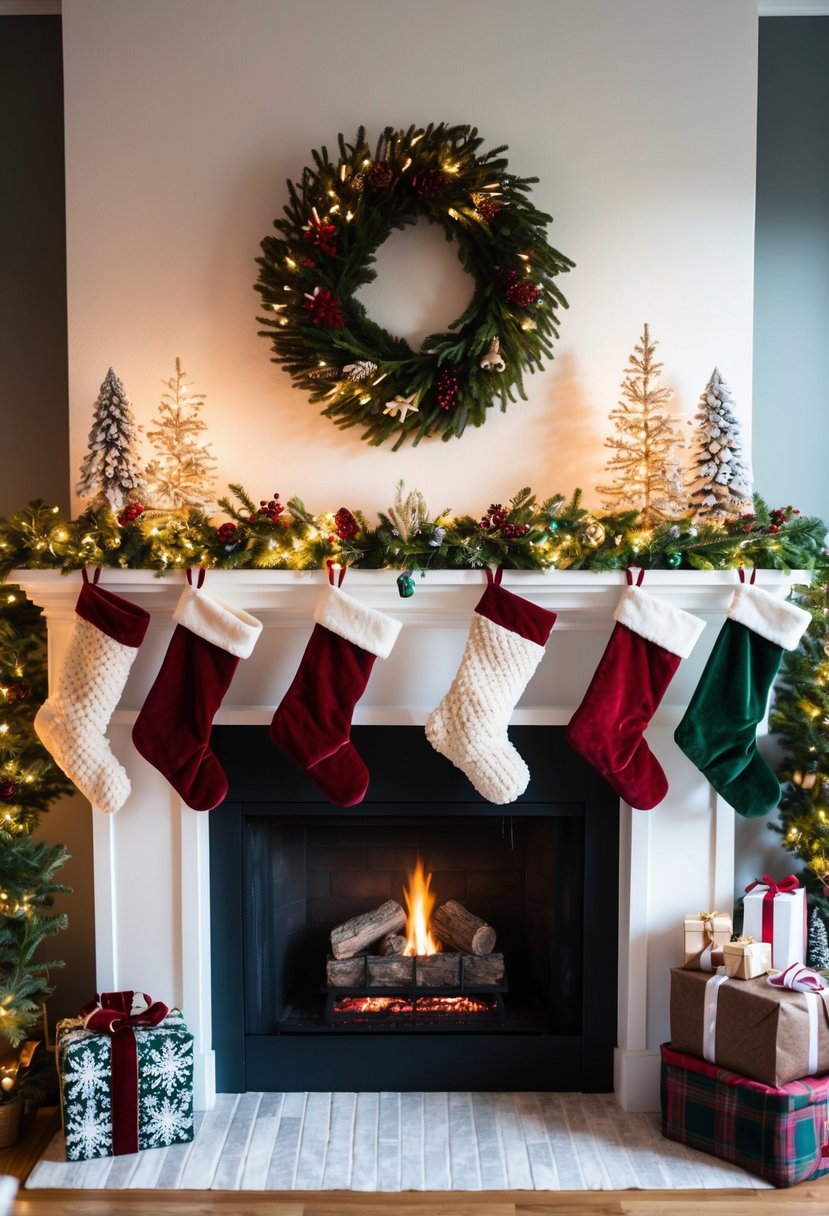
<box><xmin>255</xmin><ymin>123</ymin><xmax>574</xmax><ymax>449</ymax></box>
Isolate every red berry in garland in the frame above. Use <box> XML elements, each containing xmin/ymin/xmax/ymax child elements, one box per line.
<box><xmin>0</xmin><ymin>780</ymin><xmax>19</xmax><ymax>804</ymax></box>
<box><xmin>304</xmin><ymin>287</ymin><xmax>346</xmax><ymax>330</ymax></box>
<box><xmin>436</xmin><ymin>368</ymin><xmax>460</xmax><ymax>411</ymax></box>
<box><xmin>216</xmin><ymin>522</ymin><xmax>238</xmax><ymax>548</ymax></box>
<box><xmin>334</xmin><ymin>507</ymin><xmax>360</xmax><ymax>540</ymax></box>
<box><xmin>117</xmin><ymin>502</ymin><xmax>145</xmax><ymax>526</ymax></box>
<box><xmin>257</xmin><ymin>492</ymin><xmax>286</xmax><ymax>524</ymax></box>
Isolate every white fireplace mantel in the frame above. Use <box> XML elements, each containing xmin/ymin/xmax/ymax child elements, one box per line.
<box><xmin>14</xmin><ymin>567</ymin><xmax>805</xmax><ymax>1112</ymax></box>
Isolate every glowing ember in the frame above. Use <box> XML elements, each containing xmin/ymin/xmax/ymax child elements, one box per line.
<box><xmin>403</xmin><ymin>858</ymin><xmax>441</xmax><ymax>956</ymax></box>
<box><xmin>335</xmin><ymin>995</ymin><xmax>495</xmax><ymax>1017</ymax></box>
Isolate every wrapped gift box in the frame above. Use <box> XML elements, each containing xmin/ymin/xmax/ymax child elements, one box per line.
<box><xmin>661</xmin><ymin>1044</ymin><xmax>829</xmax><ymax>1188</ymax></box>
<box><xmin>743</xmin><ymin>876</ymin><xmax>805</xmax><ymax>971</ymax></box>
<box><xmin>683</xmin><ymin>912</ymin><xmax>732</xmax><ymax>970</ymax></box>
<box><xmin>57</xmin><ymin>995</ymin><xmax>194</xmax><ymax>1162</ymax></box>
<box><xmin>670</xmin><ymin>967</ymin><xmax>829</xmax><ymax>1087</ymax></box>
<box><xmin>723</xmin><ymin>938</ymin><xmax>773</xmax><ymax>980</ymax></box>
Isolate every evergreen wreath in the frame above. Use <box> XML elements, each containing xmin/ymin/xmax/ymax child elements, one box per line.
<box><xmin>255</xmin><ymin>124</ymin><xmax>574</xmax><ymax>449</ymax></box>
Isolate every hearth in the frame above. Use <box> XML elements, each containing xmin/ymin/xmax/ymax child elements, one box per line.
<box><xmin>209</xmin><ymin>725</ymin><xmax>618</xmax><ymax>1092</ymax></box>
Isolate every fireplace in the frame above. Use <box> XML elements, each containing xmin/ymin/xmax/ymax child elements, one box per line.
<box><xmin>18</xmin><ymin>567</ymin><xmax>780</xmax><ymax>1111</ymax></box>
<box><xmin>209</xmin><ymin>726</ymin><xmax>618</xmax><ymax>1092</ymax></box>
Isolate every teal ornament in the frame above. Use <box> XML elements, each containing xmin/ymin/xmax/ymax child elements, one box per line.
<box><xmin>396</xmin><ymin>572</ymin><xmax>416</xmax><ymax>598</ymax></box>
<box><xmin>665</xmin><ymin>551</ymin><xmax>682</xmax><ymax>568</ymax></box>
<box><xmin>547</xmin><ymin>520</ymin><xmax>560</xmax><ymax>533</ymax></box>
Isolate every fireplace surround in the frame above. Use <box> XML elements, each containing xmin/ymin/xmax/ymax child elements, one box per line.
<box><xmin>14</xmin><ymin>567</ymin><xmax>804</xmax><ymax>1111</ymax></box>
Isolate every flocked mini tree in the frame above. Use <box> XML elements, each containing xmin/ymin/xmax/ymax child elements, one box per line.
<box><xmin>808</xmin><ymin>906</ymin><xmax>829</xmax><ymax>969</ymax></box>
<box><xmin>75</xmin><ymin>368</ymin><xmax>143</xmax><ymax>511</ymax></box>
<box><xmin>688</xmin><ymin>368</ymin><xmax>753</xmax><ymax>519</ymax></box>
<box><xmin>144</xmin><ymin>359</ymin><xmax>216</xmax><ymax>510</ymax></box>
<box><xmin>597</xmin><ymin>324</ymin><xmax>688</xmax><ymax>525</ymax></box>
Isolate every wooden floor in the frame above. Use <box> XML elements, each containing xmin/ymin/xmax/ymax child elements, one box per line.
<box><xmin>4</xmin><ymin>1110</ymin><xmax>829</xmax><ymax>1215</ymax></box>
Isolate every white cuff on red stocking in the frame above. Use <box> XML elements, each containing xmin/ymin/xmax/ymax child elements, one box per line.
<box><xmin>174</xmin><ymin>586</ymin><xmax>263</xmax><ymax>658</ymax></box>
<box><xmin>614</xmin><ymin>586</ymin><xmax>705</xmax><ymax>658</ymax></box>
<box><xmin>314</xmin><ymin>584</ymin><xmax>401</xmax><ymax>659</ymax></box>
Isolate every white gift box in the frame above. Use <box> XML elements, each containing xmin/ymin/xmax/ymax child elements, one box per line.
<box><xmin>742</xmin><ymin>879</ymin><xmax>805</xmax><ymax>971</ymax></box>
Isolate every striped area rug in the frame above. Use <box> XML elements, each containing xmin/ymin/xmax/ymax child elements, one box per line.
<box><xmin>25</xmin><ymin>1091</ymin><xmax>769</xmax><ymax>1191</ymax></box>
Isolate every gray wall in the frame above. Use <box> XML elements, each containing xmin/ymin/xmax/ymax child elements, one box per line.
<box><xmin>1</xmin><ymin>16</ymin><xmax>93</xmax><ymax>1025</ymax></box>
<box><xmin>753</xmin><ymin>16</ymin><xmax>829</xmax><ymax>523</ymax></box>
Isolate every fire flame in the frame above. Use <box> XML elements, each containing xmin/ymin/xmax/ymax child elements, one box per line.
<box><xmin>403</xmin><ymin>859</ymin><xmax>441</xmax><ymax>956</ymax></box>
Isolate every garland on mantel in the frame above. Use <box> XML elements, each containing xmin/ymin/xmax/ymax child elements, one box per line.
<box><xmin>0</xmin><ymin>484</ymin><xmax>824</xmax><ymax>581</ymax></box>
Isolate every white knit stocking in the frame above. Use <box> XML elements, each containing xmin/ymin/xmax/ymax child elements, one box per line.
<box><xmin>425</xmin><ymin>612</ymin><xmax>546</xmax><ymax>804</ymax></box>
<box><xmin>35</xmin><ymin>617</ymin><xmax>140</xmax><ymax>814</ymax></box>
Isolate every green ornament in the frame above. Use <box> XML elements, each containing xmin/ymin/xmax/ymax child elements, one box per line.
<box><xmin>396</xmin><ymin>572</ymin><xmax>416</xmax><ymax>598</ymax></box>
<box><xmin>665</xmin><ymin>551</ymin><xmax>682</xmax><ymax>568</ymax></box>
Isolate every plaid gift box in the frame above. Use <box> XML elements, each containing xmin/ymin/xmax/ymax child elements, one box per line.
<box><xmin>57</xmin><ymin>991</ymin><xmax>194</xmax><ymax>1161</ymax></box>
<box><xmin>661</xmin><ymin>1043</ymin><xmax>829</xmax><ymax>1188</ymax></box>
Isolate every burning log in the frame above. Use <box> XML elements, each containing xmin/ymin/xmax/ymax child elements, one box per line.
<box><xmin>379</xmin><ymin>933</ymin><xmax>406</xmax><ymax>956</ymax></box>
<box><xmin>432</xmin><ymin>900</ymin><xmax>496</xmax><ymax>956</ymax></box>
<box><xmin>330</xmin><ymin>900</ymin><xmax>406</xmax><ymax>959</ymax></box>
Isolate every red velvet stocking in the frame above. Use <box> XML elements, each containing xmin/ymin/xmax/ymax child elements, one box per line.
<box><xmin>565</xmin><ymin>570</ymin><xmax>705</xmax><ymax>810</ymax></box>
<box><xmin>270</xmin><ymin>574</ymin><xmax>401</xmax><ymax>807</ymax></box>
<box><xmin>132</xmin><ymin>573</ymin><xmax>262</xmax><ymax>811</ymax></box>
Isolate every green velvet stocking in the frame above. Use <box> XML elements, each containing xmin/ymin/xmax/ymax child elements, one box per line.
<box><xmin>674</xmin><ymin>620</ymin><xmax>783</xmax><ymax>818</ymax></box>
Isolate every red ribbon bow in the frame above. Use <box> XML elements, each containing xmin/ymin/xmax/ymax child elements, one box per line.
<box><xmin>80</xmin><ymin>991</ymin><xmax>169</xmax><ymax>1155</ymax></box>
<box><xmin>744</xmin><ymin>874</ymin><xmax>799</xmax><ymax>897</ymax></box>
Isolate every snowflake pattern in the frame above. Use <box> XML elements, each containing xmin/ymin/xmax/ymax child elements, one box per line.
<box><xmin>143</xmin><ymin>1036</ymin><xmax>193</xmax><ymax>1096</ymax></box>
<box><xmin>141</xmin><ymin>1092</ymin><xmax>195</xmax><ymax>1148</ymax></box>
<box><xmin>57</xmin><ymin>1007</ymin><xmax>194</xmax><ymax>1161</ymax></box>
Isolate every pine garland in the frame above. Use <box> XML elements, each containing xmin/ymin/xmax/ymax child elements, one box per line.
<box><xmin>254</xmin><ymin>124</ymin><xmax>574</xmax><ymax>449</ymax></box>
<box><xmin>0</xmin><ymin>488</ymin><xmax>824</xmax><ymax>580</ymax></box>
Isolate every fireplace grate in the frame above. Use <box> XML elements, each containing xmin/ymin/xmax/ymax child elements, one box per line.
<box><xmin>323</xmin><ymin>981</ymin><xmax>507</xmax><ymax>1030</ymax></box>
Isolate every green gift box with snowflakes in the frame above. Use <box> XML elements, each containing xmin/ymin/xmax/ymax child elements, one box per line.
<box><xmin>56</xmin><ymin>990</ymin><xmax>194</xmax><ymax>1161</ymax></box>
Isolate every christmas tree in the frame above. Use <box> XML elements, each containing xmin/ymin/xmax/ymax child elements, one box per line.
<box><xmin>76</xmin><ymin>368</ymin><xmax>143</xmax><ymax>511</ymax></box>
<box><xmin>688</xmin><ymin>368</ymin><xmax>753</xmax><ymax>518</ymax></box>
<box><xmin>597</xmin><ymin>324</ymin><xmax>688</xmax><ymax>524</ymax></box>
<box><xmin>0</xmin><ymin>590</ymin><xmax>70</xmax><ymax>1047</ymax></box>
<box><xmin>808</xmin><ymin>906</ymin><xmax>829</xmax><ymax>969</ymax></box>
<box><xmin>144</xmin><ymin>359</ymin><xmax>216</xmax><ymax>510</ymax></box>
<box><xmin>770</xmin><ymin>556</ymin><xmax>829</xmax><ymax>915</ymax></box>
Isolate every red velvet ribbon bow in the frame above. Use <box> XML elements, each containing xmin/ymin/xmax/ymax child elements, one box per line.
<box><xmin>81</xmin><ymin>990</ymin><xmax>169</xmax><ymax>1155</ymax></box>
<box><xmin>744</xmin><ymin>875</ymin><xmax>801</xmax><ymax>956</ymax></box>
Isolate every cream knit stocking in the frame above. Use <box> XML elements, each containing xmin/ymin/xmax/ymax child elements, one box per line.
<box><xmin>425</xmin><ymin>569</ymin><xmax>556</xmax><ymax>804</ymax></box>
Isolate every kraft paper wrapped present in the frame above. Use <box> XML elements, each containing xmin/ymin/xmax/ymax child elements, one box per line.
<box><xmin>661</xmin><ymin>1044</ymin><xmax>829</xmax><ymax>1188</ymax></box>
<box><xmin>56</xmin><ymin>990</ymin><xmax>194</xmax><ymax>1162</ymax></box>
<box><xmin>683</xmin><ymin>910</ymin><xmax>732</xmax><ymax>971</ymax></box>
<box><xmin>743</xmin><ymin>874</ymin><xmax>805</xmax><ymax>971</ymax></box>
<box><xmin>722</xmin><ymin>936</ymin><xmax>773</xmax><ymax>980</ymax></box>
<box><xmin>670</xmin><ymin>966</ymin><xmax>829</xmax><ymax>1087</ymax></box>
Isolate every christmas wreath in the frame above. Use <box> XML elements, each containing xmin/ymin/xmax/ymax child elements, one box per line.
<box><xmin>255</xmin><ymin>124</ymin><xmax>573</xmax><ymax>449</ymax></box>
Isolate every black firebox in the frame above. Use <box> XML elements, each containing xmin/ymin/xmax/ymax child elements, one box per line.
<box><xmin>209</xmin><ymin>727</ymin><xmax>618</xmax><ymax>1092</ymax></box>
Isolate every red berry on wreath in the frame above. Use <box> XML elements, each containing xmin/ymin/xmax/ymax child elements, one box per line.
<box><xmin>304</xmin><ymin>287</ymin><xmax>346</xmax><ymax>330</ymax></box>
<box><xmin>0</xmin><ymin>780</ymin><xmax>19</xmax><ymax>804</ymax></box>
<box><xmin>414</xmin><ymin>168</ymin><xmax>447</xmax><ymax>197</ymax></box>
<box><xmin>474</xmin><ymin>196</ymin><xmax>503</xmax><ymax>225</ymax></box>
<box><xmin>436</xmin><ymin>368</ymin><xmax>460</xmax><ymax>411</ymax></box>
<box><xmin>505</xmin><ymin>280</ymin><xmax>541</xmax><ymax>307</ymax></box>
<box><xmin>334</xmin><ymin>507</ymin><xmax>360</xmax><ymax>540</ymax></box>
<box><xmin>367</xmin><ymin>161</ymin><xmax>393</xmax><ymax>190</ymax></box>
<box><xmin>302</xmin><ymin>213</ymin><xmax>338</xmax><ymax>257</ymax></box>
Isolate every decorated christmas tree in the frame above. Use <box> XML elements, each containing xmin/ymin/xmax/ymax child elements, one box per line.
<box><xmin>0</xmin><ymin>590</ymin><xmax>70</xmax><ymax>1047</ymax></box>
<box><xmin>770</xmin><ymin>556</ymin><xmax>829</xmax><ymax>917</ymax></box>
<box><xmin>597</xmin><ymin>324</ymin><xmax>688</xmax><ymax>525</ymax></box>
<box><xmin>144</xmin><ymin>359</ymin><xmax>216</xmax><ymax>510</ymax></box>
<box><xmin>76</xmin><ymin>368</ymin><xmax>143</xmax><ymax>511</ymax></box>
<box><xmin>688</xmin><ymin>368</ymin><xmax>753</xmax><ymax>518</ymax></box>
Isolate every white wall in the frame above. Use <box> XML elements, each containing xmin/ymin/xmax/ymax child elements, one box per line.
<box><xmin>62</xmin><ymin>0</ymin><xmax>759</xmax><ymax>520</ymax></box>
